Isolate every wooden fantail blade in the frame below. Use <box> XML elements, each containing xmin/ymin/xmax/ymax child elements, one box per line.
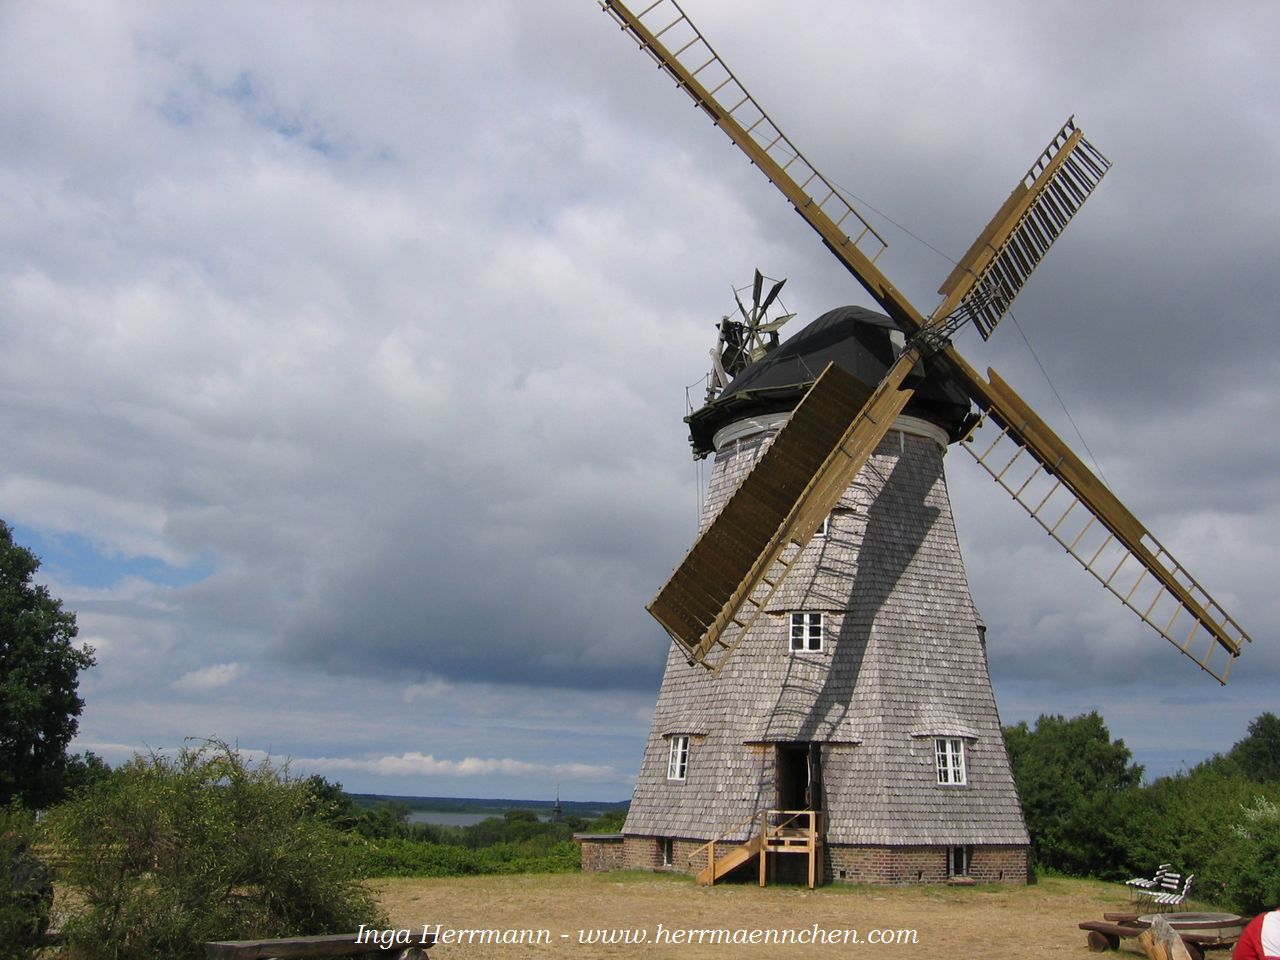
<box><xmin>958</xmin><ymin>365</ymin><xmax>1250</xmax><ymax>682</ymax></box>
<box><xmin>648</xmin><ymin>355</ymin><xmax>922</xmax><ymax>670</ymax></box>
<box><xmin>933</xmin><ymin>118</ymin><xmax>1111</xmax><ymax>339</ymax></box>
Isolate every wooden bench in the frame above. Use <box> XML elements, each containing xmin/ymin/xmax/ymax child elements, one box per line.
<box><xmin>1079</xmin><ymin>915</ymin><xmax>1240</xmax><ymax>960</ymax></box>
<box><xmin>204</xmin><ymin>932</ymin><xmax>435</xmax><ymax>960</ymax></box>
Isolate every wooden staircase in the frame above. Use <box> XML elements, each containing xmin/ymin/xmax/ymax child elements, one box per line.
<box><xmin>692</xmin><ymin>810</ymin><xmax>823</xmax><ymax>888</ymax></box>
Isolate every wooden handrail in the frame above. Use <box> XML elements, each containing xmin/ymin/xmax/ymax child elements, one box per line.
<box><xmin>687</xmin><ymin>809</ymin><xmax>763</xmax><ymax>874</ymax></box>
<box><xmin>687</xmin><ymin>810</ymin><xmax>763</xmax><ymax>863</ymax></box>
<box><xmin>688</xmin><ymin>809</ymin><xmax>823</xmax><ymax>866</ymax></box>
<box><xmin>764</xmin><ymin>809</ymin><xmax>815</xmax><ymax>836</ymax></box>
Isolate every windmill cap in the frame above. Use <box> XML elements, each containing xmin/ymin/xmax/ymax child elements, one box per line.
<box><xmin>685</xmin><ymin>305</ymin><xmax>972</xmax><ymax>457</ymax></box>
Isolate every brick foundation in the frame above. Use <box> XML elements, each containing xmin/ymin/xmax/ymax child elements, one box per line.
<box><xmin>622</xmin><ymin>834</ymin><xmax>709</xmax><ymax>874</ymax></box>
<box><xmin>825</xmin><ymin>844</ymin><xmax>1028</xmax><ymax>885</ymax></box>
<box><xmin>615</xmin><ymin>834</ymin><xmax>1028</xmax><ymax>885</ymax></box>
<box><xmin>574</xmin><ymin>834</ymin><xmax>625</xmax><ymax>873</ymax></box>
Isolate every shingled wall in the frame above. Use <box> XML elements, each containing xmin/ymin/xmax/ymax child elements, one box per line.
<box><xmin>623</xmin><ymin>417</ymin><xmax>1029</xmax><ymax>884</ymax></box>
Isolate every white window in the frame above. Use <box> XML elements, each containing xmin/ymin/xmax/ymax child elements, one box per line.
<box><xmin>815</xmin><ymin>514</ymin><xmax>830</xmax><ymax>538</ymax></box>
<box><xmin>948</xmin><ymin>846</ymin><xmax>970</xmax><ymax>878</ymax></box>
<box><xmin>935</xmin><ymin>738</ymin><xmax>966</xmax><ymax>785</ymax></box>
<box><xmin>790</xmin><ymin>612</ymin><xmax>823</xmax><ymax>652</ymax></box>
<box><xmin>667</xmin><ymin>735</ymin><xmax>689</xmax><ymax>781</ymax></box>
<box><xmin>661</xmin><ymin>838</ymin><xmax>674</xmax><ymax>867</ymax></box>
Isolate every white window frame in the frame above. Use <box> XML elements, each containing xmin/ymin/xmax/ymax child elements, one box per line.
<box><xmin>935</xmin><ymin>737</ymin><xmax>967</xmax><ymax>785</ymax></box>
<box><xmin>948</xmin><ymin>845</ymin><xmax>970</xmax><ymax>878</ymax></box>
<box><xmin>790</xmin><ymin>612</ymin><xmax>824</xmax><ymax>652</ymax></box>
<box><xmin>667</xmin><ymin>735</ymin><xmax>689</xmax><ymax>781</ymax></box>
<box><xmin>815</xmin><ymin>513</ymin><xmax>830</xmax><ymax>538</ymax></box>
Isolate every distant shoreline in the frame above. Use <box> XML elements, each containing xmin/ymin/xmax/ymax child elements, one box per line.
<box><xmin>347</xmin><ymin>792</ymin><xmax>629</xmax><ymax>818</ymax></box>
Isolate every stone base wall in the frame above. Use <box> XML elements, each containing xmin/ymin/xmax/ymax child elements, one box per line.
<box><xmin>614</xmin><ymin>834</ymin><xmax>1028</xmax><ymax>885</ymax></box>
<box><xmin>826</xmin><ymin>844</ymin><xmax>1028</xmax><ymax>885</ymax></box>
<box><xmin>574</xmin><ymin>834</ymin><xmax>625</xmax><ymax>873</ymax></box>
<box><xmin>968</xmin><ymin>846</ymin><xmax>1029</xmax><ymax>884</ymax></box>
<box><xmin>623</xmin><ymin>835</ymin><xmax>720</xmax><ymax>874</ymax></box>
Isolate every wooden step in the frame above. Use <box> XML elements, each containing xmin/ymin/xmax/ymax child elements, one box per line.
<box><xmin>696</xmin><ymin>832</ymin><xmax>763</xmax><ymax>886</ymax></box>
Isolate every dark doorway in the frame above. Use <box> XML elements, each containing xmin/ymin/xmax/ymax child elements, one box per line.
<box><xmin>775</xmin><ymin>743</ymin><xmax>822</xmax><ymax>810</ymax></box>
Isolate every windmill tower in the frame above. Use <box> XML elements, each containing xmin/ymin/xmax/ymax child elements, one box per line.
<box><xmin>626</xmin><ymin>302</ymin><xmax>1030</xmax><ymax>885</ymax></box>
<box><xmin>599</xmin><ymin>0</ymin><xmax>1253</xmax><ymax>886</ymax></box>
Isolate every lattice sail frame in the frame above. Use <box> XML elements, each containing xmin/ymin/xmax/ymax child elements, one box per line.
<box><xmin>601</xmin><ymin>1</ymin><xmax>890</xmax><ymax>268</ymax></box>
<box><xmin>603</xmin><ymin>0</ymin><xmax>1252</xmax><ymax>681</ymax></box>
<box><xmin>961</xmin><ymin>369</ymin><xmax>1246</xmax><ymax>681</ymax></box>
<box><xmin>936</xmin><ymin>119</ymin><xmax>1112</xmax><ymax>339</ymax></box>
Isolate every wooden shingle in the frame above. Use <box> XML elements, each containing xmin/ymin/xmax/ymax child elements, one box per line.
<box><xmin>625</xmin><ymin>422</ymin><xmax>1029</xmax><ymax>851</ymax></box>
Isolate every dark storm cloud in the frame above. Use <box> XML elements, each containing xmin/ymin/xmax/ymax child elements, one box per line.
<box><xmin>0</xmin><ymin>1</ymin><xmax>1274</xmax><ymax>790</ymax></box>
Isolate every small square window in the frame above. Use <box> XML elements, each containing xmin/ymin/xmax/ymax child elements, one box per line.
<box><xmin>667</xmin><ymin>735</ymin><xmax>689</xmax><ymax>781</ymax></box>
<box><xmin>790</xmin><ymin>612</ymin><xmax>823</xmax><ymax>652</ymax></box>
<box><xmin>935</xmin><ymin>738</ymin><xmax>966</xmax><ymax>785</ymax></box>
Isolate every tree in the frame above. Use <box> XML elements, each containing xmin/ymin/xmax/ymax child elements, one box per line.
<box><xmin>59</xmin><ymin>750</ymin><xmax>111</xmax><ymax>795</ymax></box>
<box><xmin>302</xmin><ymin>774</ymin><xmax>359</xmax><ymax>830</ymax></box>
<box><xmin>0</xmin><ymin>520</ymin><xmax>95</xmax><ymax>808</ymax></box>
<box><xmin>1226</xmin><ymin>713</ymin><xmax>1280</xmax><ymax>783</ymax></box>
<box><xmin>1003</xmin><ymin>712</ymin><xmax>1144</xmax><ymax>877</ymax></box>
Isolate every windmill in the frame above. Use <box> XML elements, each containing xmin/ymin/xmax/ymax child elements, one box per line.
<box><xmin>597</xmin><ymin>0</ymin><xmax>1253</xmax><ymax>886</ymax></box>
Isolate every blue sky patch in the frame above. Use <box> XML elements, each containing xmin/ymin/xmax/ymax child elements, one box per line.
<box><xmin>13</xmin><ymin>524</ymin><xmax>215</xmax><ymax>590</ymax></box>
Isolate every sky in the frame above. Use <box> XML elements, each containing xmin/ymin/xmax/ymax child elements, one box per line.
<box><xmin>1</xmin><ymin>1</ymin><xmax>1277</xmax><ymax>802</ymax></box>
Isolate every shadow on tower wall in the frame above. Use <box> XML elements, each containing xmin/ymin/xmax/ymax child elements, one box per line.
<box><xmin>755</xmin><ymin>440</ymin><xmax>942</xmax><ymax>791</ymax></box>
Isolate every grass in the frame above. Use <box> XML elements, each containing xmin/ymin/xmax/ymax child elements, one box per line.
<box><xmin>370</xmin><ymin>870</ymin><xmax>1208</xmax><ymax>958</ymax></box>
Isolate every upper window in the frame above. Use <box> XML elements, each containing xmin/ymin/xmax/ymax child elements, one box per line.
<box><xmin>815</xmin><ymin>514</ymin><xmax>830</xmax><ymax>538</ymax></box>
<box><xmin>667</xmin><ymin>735</ymin><xmax>689</xmax><ymax>781</ymax></box>
<box><xmin>935</xmin><ymin>737</ymin><xmax>966</xmax><ymax>785</ymax></box>
<box><xmin>790</xmin><ymin>612</ymin><xmax>823</xmax><ymax>652</ymax></box>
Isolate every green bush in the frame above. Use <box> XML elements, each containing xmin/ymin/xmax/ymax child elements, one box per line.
<box><xmin>46</xmin><ymin>740</ymin><xmax>386</xmax><ymax>960</ymax></box>
<box><xmin>460</xmin><ymin>812</ymin><xmax>575</xmax><ymax>849</ymax></box>
<box><xmin>1118</xmin><ymin>768</ymin><xmax>1267</xmax><ymax>892</ymax></box>
<box><xmin>1205</xmin><ymin>795</ymin><xmax>1280</xmax><ymax>915</ymax></box>
<box><xmin>586</xmin><ymin>809</ymin><xmax>627</xmax><ymax>833</ymax></box>
<box><xmin>350</xmin><ymin>836</ymin><xmax>579</xmax><ymax>878</ymax></box>
<box><xmin>0</xmin><ymin>805</ymin><xmax>52</xmax><ymax>960</ymax></box>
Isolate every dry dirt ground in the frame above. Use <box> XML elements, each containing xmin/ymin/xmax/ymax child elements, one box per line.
<box><xmin>374</xmin><ymin>871</ymin><xmax>1196</xmax><ymax>960</ymax></box>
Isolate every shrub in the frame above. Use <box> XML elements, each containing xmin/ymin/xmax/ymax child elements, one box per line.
<box><xmin>586</xmin><ymin>809</ymin><xmax>627</xmax><ymax>833</ymax></box>
<box><xmin>46</xmin><ymin>740</ymin><xmax>386</xmax><ymax>960</ymax></box>
<box><xmin>0</xmin><ymin>806</ymin><xmax>51</xmax><ymax>960</ymax></box>
<box><xmin>349</xmin><ymin>836</ymin><xmax>579</xmax><ymax>878</ymax></box>
<box><xmin>1206</xmin><ymin>795</ymin><xmax>1280</xmax><ymax>915</ymax></box>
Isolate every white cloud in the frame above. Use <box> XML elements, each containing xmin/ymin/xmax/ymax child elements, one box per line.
<box><xmin>171</xmin><ymin>662</ymin><xmax>248</xmax><ymax>692</ymax></box>
<box><xmin>3</xmin><ymin>0</ymin><xmax>1275</xmax><ymax>798</ymax></box>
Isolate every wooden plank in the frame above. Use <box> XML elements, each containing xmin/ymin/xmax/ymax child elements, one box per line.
<box><xmin>937</xmin><ymin>180</ymin><xmax>1031</xmax><ymax>301</ymax></box>
<box><xmin>204</xmin><ymin>933</ymin><xmax>435</xmax><ymax>960</ymax></box>
<box><xmin>1102</xmin><ymin>913</ymin><xmax>1243</xmax><ymax>932</ymax></box>
<box><xmin>648</xmin><ymin>361</ymin><xmax>880</xmax><ymax>664</ymax></box>
<box><xmin>1077</xmin><ymin>921</ymin><xmax>1230</xmax><ymax>948</ymax></box>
